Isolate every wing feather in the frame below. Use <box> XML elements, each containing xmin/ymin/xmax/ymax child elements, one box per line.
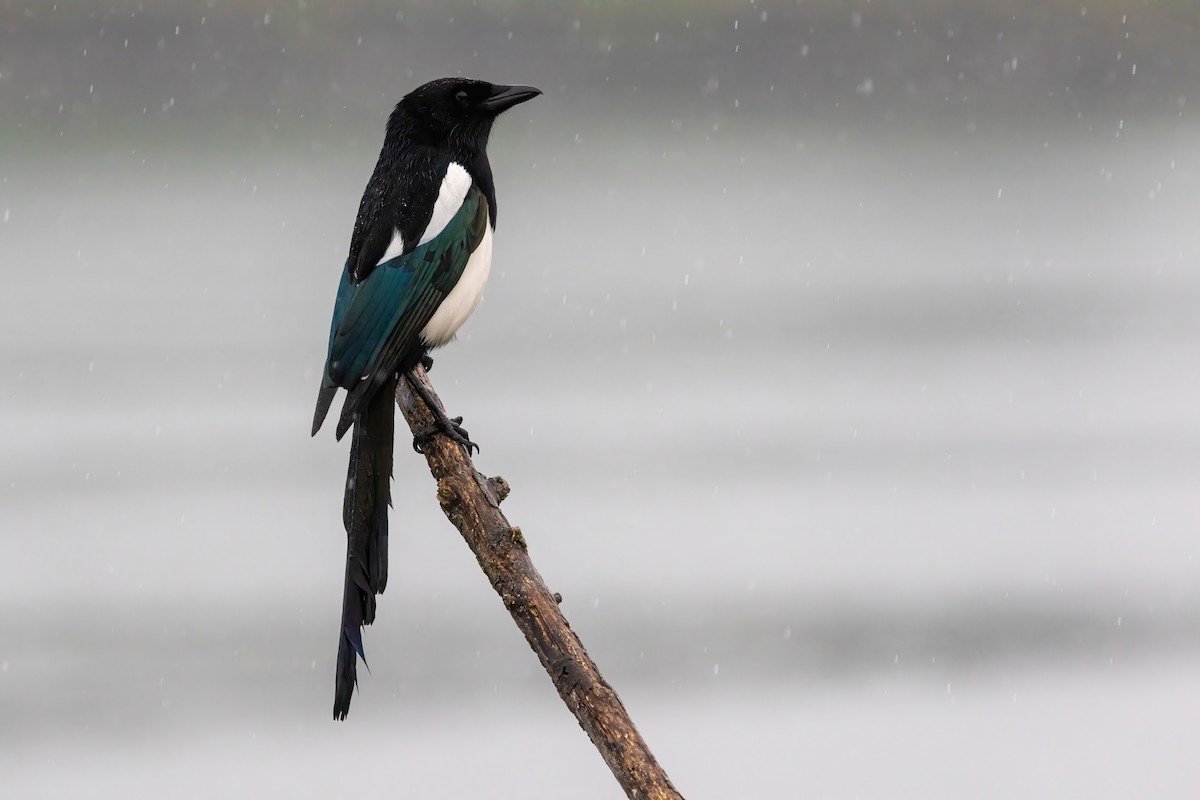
<box><xmin>312</xmin><ymin>185</ymin><xmax>489</xmax><ymax>438</ymax></box>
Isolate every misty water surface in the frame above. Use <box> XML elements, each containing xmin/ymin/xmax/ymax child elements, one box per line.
<box><xmin>2</xmin><ymin>2</ymin><xmax>1199</xmax><ymax>797</ymax></box>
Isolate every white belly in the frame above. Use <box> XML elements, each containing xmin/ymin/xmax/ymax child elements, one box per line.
<box><xmin>420</xmin><ymin>221</ymin><xmax>493</xmax><ymax>348</ymax></box>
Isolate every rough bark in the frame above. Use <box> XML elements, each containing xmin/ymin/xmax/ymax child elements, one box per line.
<box><xmin>395</xmin><ymin>365</ymin><xmax>684</xmax><ymax>800</ymax></box>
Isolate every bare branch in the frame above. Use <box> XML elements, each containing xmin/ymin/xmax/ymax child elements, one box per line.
<box><xmin>396</xmin><ymin>365</ymin><xmax>684</xmax><ymax>800</ymax></box>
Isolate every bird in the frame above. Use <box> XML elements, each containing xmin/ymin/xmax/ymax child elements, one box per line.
<box><xmin>311</xmin><ymin>77</ymin><xmax>541</xmax><ymax>720</ymax></box>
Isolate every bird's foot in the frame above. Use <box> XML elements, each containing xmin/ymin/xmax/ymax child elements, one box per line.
<box><xmin>412</xmin><ymin>415</ymin><xmax>479</xmax><ymax>456</ymax></box>
<box><xmin>419</xmin><ymin>354</ymin><xmax>435</xmax><ymax>373</ymax></box>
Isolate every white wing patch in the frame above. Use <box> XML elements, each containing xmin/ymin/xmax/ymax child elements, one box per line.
<box><xmin>374</xmin><ymin>163</ymin><xmax>469</xmax><ymax>267</ymax></box>
<box><xmin>421</xmin><ymin>217</ymin><xmax>493</xmax><ymax>348</ymax></box>
<box><xmin>418</xmin><ymin>162</ymin><xmax>473</xmax><ymax>246</ymax></box>
<box><xmin>375</xmin><ymin>228</ymin><xmax>405</xmax><ymax>266</ymax></box>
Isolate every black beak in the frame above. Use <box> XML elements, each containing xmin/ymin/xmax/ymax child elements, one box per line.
<box><xmin>480</xmin><ymin>84</ymin><xmax>542</xmax><ymax>113</ymax></box>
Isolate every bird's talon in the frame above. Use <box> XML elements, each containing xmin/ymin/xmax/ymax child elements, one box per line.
<box><xmin>410</xmin><ymin>417</ymin><xmax>479</xmax><ymax>456</ymax></box>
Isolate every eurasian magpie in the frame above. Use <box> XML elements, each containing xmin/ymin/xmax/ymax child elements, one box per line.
<box><xmin>311</xmin><ymin>77</ymin><xmax>540</xmax><ymax>720</ymax></box>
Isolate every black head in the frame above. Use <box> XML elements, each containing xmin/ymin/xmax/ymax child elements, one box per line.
<box><xmin>391</xmin><ymin>78</ymin><xmax>541</xmax><ymax>153</ymax></box>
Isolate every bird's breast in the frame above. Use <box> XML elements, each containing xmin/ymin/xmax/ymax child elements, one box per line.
<box><xmin>420</xmin><ymin>219</ymin><xmax>493</xmax><ymax>348</ymax></box>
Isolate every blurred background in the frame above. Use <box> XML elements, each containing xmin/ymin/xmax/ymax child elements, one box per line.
<box><xmin>2</xmin><ymin>0</ymin><xmax>1199</xmax><ymax>796</ymax></box>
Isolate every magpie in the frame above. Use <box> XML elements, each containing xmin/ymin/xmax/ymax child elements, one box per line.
<box><xmin>311</xmin><ymin>77</ymin><xmax>540</xmax><ymax>720</ymax></box>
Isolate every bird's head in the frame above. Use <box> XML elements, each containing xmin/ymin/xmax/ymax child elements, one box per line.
<box><xmin>391</xmin><ymin>78</ymin><xmax>541</xmax><ymax>152</ymax></box>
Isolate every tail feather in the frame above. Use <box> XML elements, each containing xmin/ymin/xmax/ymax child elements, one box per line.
<box><xmin>335</xmin><ymin>366</ymin><xmax>399</xmax><ymax>441</ymax></box>
<box><xmin>332</xmin><ymin>377</ymin><xmax>395</xmax><ymax>720</ymax></box>
<box><xmin>366</xmin><ymin>381</ymin><xmax>393</xmax><ymax>595</ymax></box>
<box><xmin>312</xmin><ymin>380</ymin><xmax>339</xmax><ymax>437</ymax></box>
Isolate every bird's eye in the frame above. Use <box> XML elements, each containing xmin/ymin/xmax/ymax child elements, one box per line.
<box><xmin>455</xmin><ymin>90</ymin><xmax>469</xmax><ymax>104</ymax></box>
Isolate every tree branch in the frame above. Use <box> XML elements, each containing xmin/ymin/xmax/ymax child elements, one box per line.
<box><xmin>395</xmin><ymin>365</ymin><xmax>684</xmax><ymax>800</ymax></box>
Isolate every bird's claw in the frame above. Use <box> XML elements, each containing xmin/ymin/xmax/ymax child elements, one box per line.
<box><xmin>412</xmin><ymin>415</ymin><xmax>480</xmax><ymax>456</ymax></box>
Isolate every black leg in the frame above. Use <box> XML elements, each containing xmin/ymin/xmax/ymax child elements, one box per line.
<box><xmin>406</xmin><ymin>370</ymin><xmax>479</xmax><ymax>456</ymax></box>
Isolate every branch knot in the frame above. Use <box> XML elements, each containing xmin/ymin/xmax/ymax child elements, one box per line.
<box><xmin>488</xmin><ymin>475</ymin><xmax>511</xmax><ymax>503</ymax></box>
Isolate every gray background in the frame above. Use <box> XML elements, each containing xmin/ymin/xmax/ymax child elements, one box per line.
<box><xmin>2</xmin><ymin>1</ymin><xmax>1198</xmax><ymax>797</ymax></box>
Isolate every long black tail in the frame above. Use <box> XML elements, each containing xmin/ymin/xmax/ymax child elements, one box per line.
<box><xmin>333</xmin><ymin>376</ymin><xmax>395</xmax><ymax>720</ymax></box>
